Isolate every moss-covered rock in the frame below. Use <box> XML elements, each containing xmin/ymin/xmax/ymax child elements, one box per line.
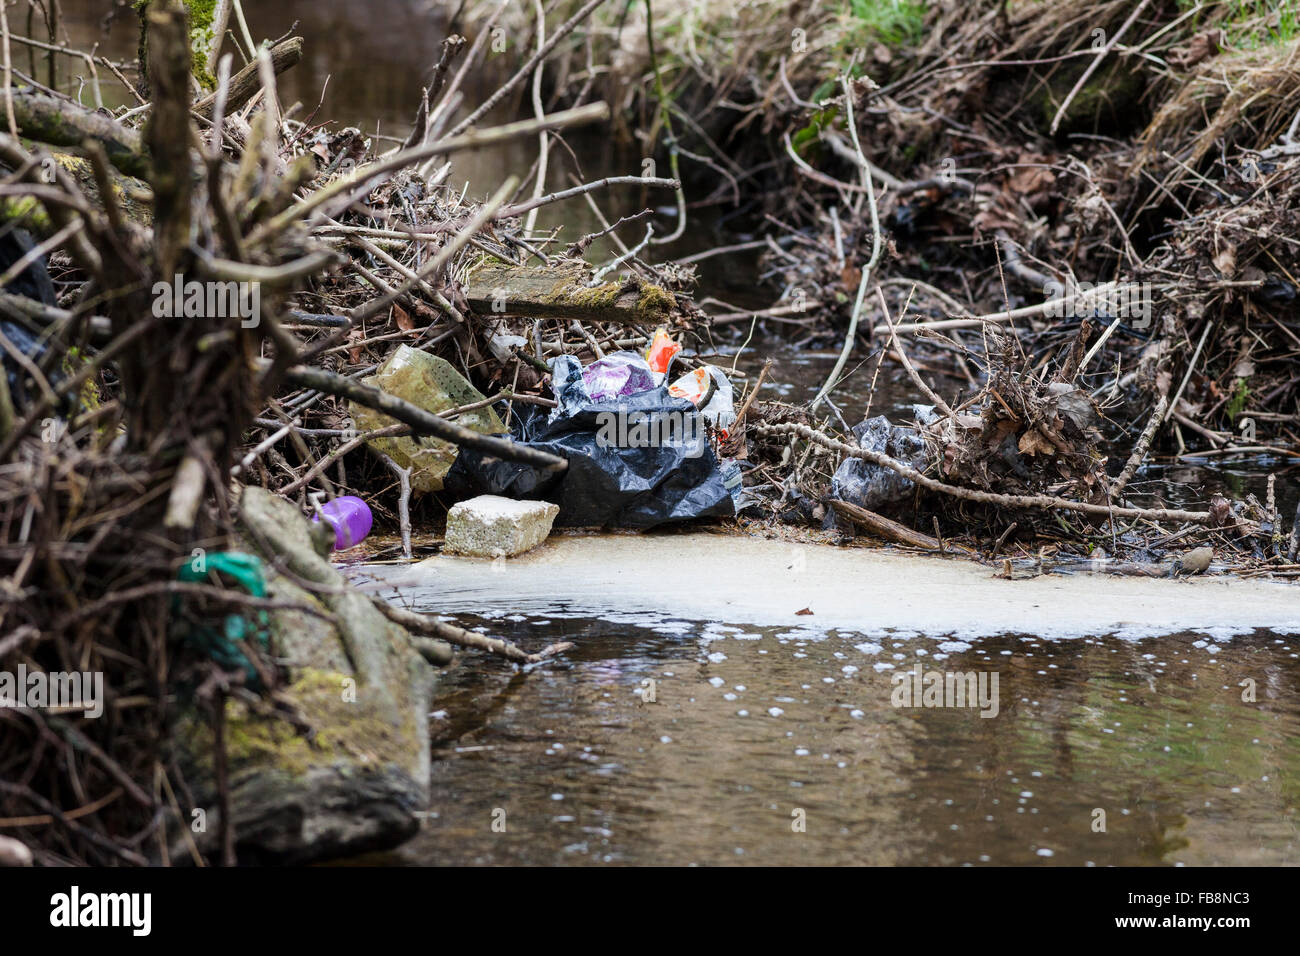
<box><xmin>170</xmin><ymin>487</ymin><xmax>449</xmax><ymax>864</ymax></box>
<box><xmin>350</xmin><ymin>345</ymin><xmax>504</xmax><ymax>493</ymax></box>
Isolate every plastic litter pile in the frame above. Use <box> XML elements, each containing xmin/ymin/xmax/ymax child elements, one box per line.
<box><xmin>448</xmin><ymin>329</ymin><xmax>743</xmax><ymax>529</ymax></box>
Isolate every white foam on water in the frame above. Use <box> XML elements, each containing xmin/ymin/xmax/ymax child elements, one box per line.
<box><xmin>370</xmin><ymin>533</ymin><xmax>1300</xmax><ymax>642</ymax></box>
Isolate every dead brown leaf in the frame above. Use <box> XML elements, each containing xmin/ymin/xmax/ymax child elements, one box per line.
<box><xmin>1212</xmin><ymin>242</ymin><xmax>1237</xmax><ymax>277</ymax></box>
<box><xmin>393</xmin><ymin>302</ymin><xmax>414</xmax><ymax>332</ymax></box>
<box><xmin>1018</xmin><ymin>428</ymin><xmax>1056</xmax><ymax>457</ymax></box>
<box><xmin>1169</xmin><ymin>30</ymin><xmax>1223</xmax><ymax>70</ymax></box>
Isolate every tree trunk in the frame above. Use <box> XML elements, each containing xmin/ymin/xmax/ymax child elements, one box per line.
<box><xmin>136</xmin><ymin>0</ymin><xmax>231</xmax><ymax>95</ymax></box>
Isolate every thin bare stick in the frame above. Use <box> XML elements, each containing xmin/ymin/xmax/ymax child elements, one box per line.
<box><xmin>1</xmin><ymin>2</ymin><xmax>18</xmax><ymax>138</ymax></box>
<box><xmin>376</xmin><ymin>452</ymin><xmax>413</xmax><ymax>560</ymax></box>
<box><xmin>273</xmin><ymin>361</ymin><xmax>567</xmax><ymax>472</ymax></box>
<box><xmin>871</xmin><ymin>281</ymin><xmax>1135</xmax><ymax>335</ymax></box>
<box><xmin>733</xmin><ymin>359</ymin><xmax>772</xmax><ymax>427</ymax></box>
<box><xmin>812</xmin><ymin>75</ymin><xmax>882</xmax><ymax>410</ymax></box>
<box><xmin>449</xmin><ymin>0</ymin><xmax>608</xmax><ymax>137</ymax></box>
<box><xmin>878</xmin><ymin>285</ymin><xmax>958</xmax><ymax>423</ymax></box>
<box><xmin>523</xmin><ymin>0</ymin><xmax>548</xmax><ymax>238</ymax></box>
<box><xmin>496</xmin><ymin>174</ymin><xmax>677</xmax><ymax>221</ymax></box>
<box><xmin>346</xmin><ymin>176</ymin><xmax>517</xmax><ymax>326</ymax></box>
<box><xmin>0</xmin><ymin>218</ymin><xmax>82</xmax><ymax>289</ymax></box>
<box><xmin>1050</xmin><ymin>0</ymin><xmax>1151</xmax><ymax>135</ymax></box>
<box><xmin>275</xmin><ymin>423</ymin><xmax>406</xmax><ymax>495</ymax></box>
<box><xmin>250</xmin><ymin>103</ymin><xmax>608</xmax><ymax>245</ymax></box>
<box><xmin>1111</xmin><ymin>395</ymin><xmax>1167</xmax><ymax>501</ymax></box>
<box><xmin>1288</xmin><ymin>500</ymin><xmax>1299</xmax><ymax>562</ymax></box>
<box><xmin>757</xmin><ymin>422</ymin><xmax>1221</xmax><ymax>526</ymax></box>
<box><xmin>645</xmin><ymin>0</ymin><xmax>685</xmax><ymax>244</ymax></box>
<box><xmin>1163</xmin><ymin>319</ymin><xmax>1213</xmax><ymax>423</ymax></box>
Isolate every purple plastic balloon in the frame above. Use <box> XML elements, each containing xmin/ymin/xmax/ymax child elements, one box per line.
<box><xmin>312</xmin><ymin>495</ymin><xmax>373</xmax><ymax>550</ymax></box>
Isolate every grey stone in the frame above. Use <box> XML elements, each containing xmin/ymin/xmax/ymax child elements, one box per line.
<box><xmin>1179</xmin><ymin>546</ymin><xmax>1214</xmax><ymax>575</ymax></box>
<box><xmin>444</xmin><ymin>495</ymin><xmax>559</xmax><ymax>557</ymax></box>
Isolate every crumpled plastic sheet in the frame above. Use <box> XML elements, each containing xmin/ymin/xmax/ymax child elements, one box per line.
<box><xmin>575</xmin><ymin>352</ymin><xmax>657</xmax><ymax>404</ymax></box>
<box><xmin>829</xmin><ymin>405</ymin><xmax>937</xmax><ymax>513</ymax></box>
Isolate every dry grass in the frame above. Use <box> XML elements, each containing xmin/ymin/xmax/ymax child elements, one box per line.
<box><xmin>1139</xmin><ymin>36</ymin><xmax>1300</xmax><ymax>174</ymax></box>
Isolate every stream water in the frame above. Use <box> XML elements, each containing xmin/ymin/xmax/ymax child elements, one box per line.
<box><xmin>54</xmin><ymin>1</ymin><xmax>1300</xmax><ymax>866</ymax></box>
<box><xmin>353</xmin><ymin>535</ymin><xmax>1300</xmax><ymax>866</ymax></box>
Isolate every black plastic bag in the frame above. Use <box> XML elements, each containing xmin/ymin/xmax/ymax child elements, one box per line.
<box><xmin>445</xmin><ymin>386</ymin><xmax>740</xmax><ymax>529</ymax></box>
<box><xmin>0</xmin><ymin>228</ymin><xmax>59</xmax><ymax>409</ymax></box>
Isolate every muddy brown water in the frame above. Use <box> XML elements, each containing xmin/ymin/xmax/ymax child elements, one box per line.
<box><xmin>353</xmin><ymin>536</ymin><xmax>1300</xmax><ymax>867</ymax></box>
<box><xmin>54</xmin><ymin>2</ymin><xmax>1300</xmax><ymax>865</ymax></box>
<box><xmin>407</xmin><ymin>619</ymin><xmax>1300</xmax><ymax>866</ymax></box>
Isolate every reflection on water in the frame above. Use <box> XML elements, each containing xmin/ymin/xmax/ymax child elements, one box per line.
<box><xmin>381</xmin><ymin>609</ymin><xmax>1299</xmax><ymax>866</ymax></box>
<box><xmin>58</xmin><ymin>1</ymin><xmax>448</xmax><ymax>130</ymax></box>
<box><xmin>724</xmin><ymin>338</ymin><xmax>962</xmax><ymax>417</ymax></box>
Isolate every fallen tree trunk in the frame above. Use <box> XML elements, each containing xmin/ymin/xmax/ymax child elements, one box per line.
<box><xmin>461</xmin><ymin>259</ymin><xmax>678</xmax><ymax>324</ymax></box>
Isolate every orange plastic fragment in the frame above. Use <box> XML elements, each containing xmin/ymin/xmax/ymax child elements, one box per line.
<box><xmin>644</xmin><ymin>327</ymin><xmax>681</xmax><ymax>375</ymax></box>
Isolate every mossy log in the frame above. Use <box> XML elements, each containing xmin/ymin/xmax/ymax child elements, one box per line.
<box><xmin>9</xmin><ymin>89</ymin><xmax>149</xmax><ymax>179</ymax></box>
<box><xmin>462</xmin><ymin>258</ymin><xmax>678</xmax><ymax>324</ymax></box>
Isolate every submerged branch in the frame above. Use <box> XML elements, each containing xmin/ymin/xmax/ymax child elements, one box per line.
<box><xmin>375</xmin><ymin>599</ymin><xmax>574</xmax><ymax>665</ymax></box>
